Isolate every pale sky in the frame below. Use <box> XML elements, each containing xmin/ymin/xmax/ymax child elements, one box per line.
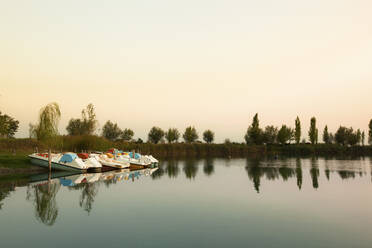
<box><xmin>1</xmin><ymin>0</ymin><xmax>371</xmax><ymax>142</ymax></box>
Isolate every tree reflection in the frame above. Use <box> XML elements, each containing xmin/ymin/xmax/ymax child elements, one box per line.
<box><xmin>70</xmin><ymin>182</ymin><xmax>98</xmax><ymax>214</ymax></box>
<box><xmin>26</xmin><ymin>181</ymin><xmax>60</xmax><ymax>226</ymax></box>
<box><xmin>245</xmin><ymin>158</ymin><xmax>263</xmax><ymax>193</ymax></box>
<box><xmin>295</xmin><ymin>158</ymin><xmax>302</xmax><ymax>190</ymax></box>
<box><xmin>0</xmin><ymin>184</ymin><xmax>15</xmax><ymax>210</ymax></box>
<box><xmin>338</xmin><ymin>171</ymin><xmax>356</xmax><ymax>180</ymax></box>
<box><xmin>203</xmin><ymin>158</ymin><xmax>215</xmax><ymax>176</ymax></box>
<box><xmin>310</xmin><ymin>157</ymin><xmax>319</xmax><ymax>189</ymax></box>
<box><xmin>166</xmin><ymin>160</ymin><xmax>179</xmax><ymax>178</ymax></box>
<box><xmin>183</xmin><ymin>159</ymin><xmax>198</xmax><ymax>179</ymax></box>
<box><xmin>152</xmin><ymin>162</ymin><xmax>165</xmax><ymax>180</ymax></box>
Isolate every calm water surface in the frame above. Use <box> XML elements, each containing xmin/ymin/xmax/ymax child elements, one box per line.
<box><xmin>1</xmin><ymin>157</ymin><xmax>372</xmax><ymax>248</ymax></box>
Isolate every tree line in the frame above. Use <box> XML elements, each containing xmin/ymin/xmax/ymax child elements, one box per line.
<box><xmin>244</xmin><ymin>113</ymin><xmax>370</xmax><ymax>146</ymax></box>
<box><xmin>2</xmin><ymin>103</ymin><xmax>372</xmax><ymax>147</ymax></box>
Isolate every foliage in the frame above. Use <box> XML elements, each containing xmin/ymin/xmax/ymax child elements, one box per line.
<box><xmin>148</xmin><ymin>127</ymin><xmax>165</xmax><ymax>144</ymax></box>
<box><xmin>294</xmin><ymin>116</ymin><xmax>301</xmax><ymax>144</ymax></box>
<box><xmin>361</xmin><ymin>131</ymin><xmax>365</xmax><ymax>146</ymax></box>
<box><xmin>29</xmin><ymin>103</ymin><xmax>61</xmax><ymax>143</ymax></box>
<box><xmin>244</xmin><ymin>113</ymin><xmax>263</xmax><ymax>145</ymax></box>
<box><xmin>262</xmin><ymin>125</ymin><xmax>278</xmax><ymax>144</ymax></box>
<box><xmin>308</xmin><ymin>117</ymin><xmax>318</xmax><ymax>144</ymax></box>
<box><xmin>323</xmin><ymin>125</ymin><xmax>330</xmax><ymax>144</ymax></box>
<box><xmin>102</xmin><ymin>121</ymin><xmax>121</xmax><ymax>141</ymax></box>
<box><xmin>121</xmin><ymin>128</ymin><xmax>134</xmax><ymax>141</ymax></box>
<box><xmin>335</xmin><ymin>126</ymin><xmax>360</xmax><ymax>146</ymax></box>
<box><xmin>165</xmin><ymin>128</ymin><xmax>180</xmax><ymax>143</ymax></box>
<box><xmin>277</xmin><ymin>125</ymin><xmax>293</xmax><ymax>144</ymax></box>
<box><xmin>369</xmin><ymin>119</ymin><xmax>372</xmax><ymax>145</ymax></box>
<box><xmin>183</xmin><ymin>126</ymin><xmax>198</xmax><ymax>143</ymax></box>
<box><xmin>203</xmin><ymin>130</ymin><xmax>214</xmax><ymax>143</ymax></box>
<box><xmin>66</xmin><ymin>104</ymin><xmax>98</xmax><ymax>135</ymax></box>
<box><xmin>0</xmin><ymin>112</ymin><xmax>19</xmax><ymax>138</ymax></box>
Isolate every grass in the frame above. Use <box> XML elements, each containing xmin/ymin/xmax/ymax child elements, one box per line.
<box><xmin>0</xmin><ymin>152</ymin><xmax>31</xmax><ymax>169</ymax></box>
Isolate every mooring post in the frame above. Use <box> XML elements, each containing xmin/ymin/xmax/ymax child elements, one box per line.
<box><xmin>48</xmin><ymin>148</ymin><xmax>52</xmax><ymax>172</ymax></box>
<box><xmin>132</xmin><ymin>149</ymin><xmax>135</xmax><ymax>159</ymax></box>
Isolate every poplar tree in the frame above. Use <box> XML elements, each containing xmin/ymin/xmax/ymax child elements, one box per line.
<box><xmin>294</xmin><ymin>116</ymin><xmax>301</xmax><ymax>144</ymax></box>
<box><xmin>369</xmin><ymin>119</ymin><xmax>372</xmax><ymax>145</ymax></box>
<box><xmin>308</xmin><ymin>117</ymin><xmax>318</xmax><ymax>145</ymax></box>
<box><xmin>323</xmin><ymin>125</ymin><xmax>330</xmax><ymax>144</ymax></box>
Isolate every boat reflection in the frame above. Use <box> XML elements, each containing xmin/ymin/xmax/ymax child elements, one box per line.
<box><xmin>24</xmin><ymin>167</ymin><xmax>158</xmax><ymax>225</ymax></box>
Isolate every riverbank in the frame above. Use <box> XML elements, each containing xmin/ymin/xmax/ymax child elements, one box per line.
<box><xmin>1</xmin><ymin>137</ymin><xmax>372</xmax><ymax>159</ymax></box>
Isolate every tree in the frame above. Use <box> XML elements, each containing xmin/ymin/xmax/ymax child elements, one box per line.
<box><xmin>308</xmin><ymin>117</ymin><xmax>318</xmax><ymax>144</ymax></box>
<box><xmin>148</xmin><ymin>127</ymin><xmax>165</xmax><ymax>144</ymax></box>
<box><xmin>335</xmin><ymin>126</ymin><xmax>359</xmax><ymax>146</ymax></box>
<box><xmin>369</xmin><ymin>119</ymin><xmax>372</xmax><ymax>145</ymax></box>
<box><xmin>323</xmin><ymin>125</ymin><xmax>330</xmax><ymax>144</ymax></box>
<box><xmin>81</xmin><ymin>103</ymin><xmax>98</xmax><ymax>135</ymax></box>
<box><xmin>66</xmin><ymin>118</ymin><xmax>83</xmax><ymax>136</ymax></box>
<box><xmin>262</xmin><ymin>125</ymin><xmax>278</xmax><ymax>144</ymax></box>
<box><xmin>335</xmin><ymin>126</ymin><xmax>347</xmax><ymax>145</ymax></box>
<box><xmin>0</xmin><ymin>112</ymin><xmax>19</xmax><ymax>138</ymax></box>
<box><xmin>277</xmin><ymin>125</ymin><xmax>293</xmax><ymax>144</ymax></box>
<box><xmin>361</xmin><ymin>131</ymin><xmax>365</xmax><ymax>146</ymax></box>
<box><xmin>294</xmin><ymin>116</ymin><xmax>301</xmax><ymax>144</ymax></box>
<box><xmin>165</xmin><ymin>128</ymin><xmax>180</xmax><ymax>143</ymax></box>
<box><xmin>244</xmin><ymin>113</ymin><xmax>263</xmax><ymax>145</ymax></box>
<box><xmin>183</xmin><ymin>126</ymin><xmax>198</xmax><ymax>143</ymax></box>
<box><xmin>29</xmin><ymin>102</ymin><xmax>61</xmax><ymax>142</ymax></box>
<box><xmin>66</xmin><ymin>103</ymin><xmax>98</xmax><ymax>135</ymax></box>
<box><xmin>203</xmin><ymin>130</ymin><xmax>214</xmax><ymax>143</ymax></box>
<box><xmin>102</xmin><ymin>121</ymin><xmax>122</xmax><ymax>141</ymax></box>
<box><xmin>356</xmin><ymin>129</ymin><xmax>362</xmax><ymax>146</ymax></box>
<box><xmin>329</xmin><ymin>133</ymin><xmax>334</xmax><ymax>144</ymax></box>
<box><xmin>121</xmin><ymin>128</ymin><xmax>134</xmax><ymax>141</ymax></box>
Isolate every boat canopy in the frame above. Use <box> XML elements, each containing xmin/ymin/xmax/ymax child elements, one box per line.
<box><xmin>129</xmin><ymin>152</ymin><xmax>140</xmax><ymax>159</ymax></box>
<box><xmin>59</xmin><ymin>153</ymin><xmax>77</xmax><ymax>163</ymax></box>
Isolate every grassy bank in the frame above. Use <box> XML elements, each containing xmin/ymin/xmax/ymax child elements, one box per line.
<box><xmin>1</xmin><ymin>136</ymin><xmax>372</xmax><ymax>159</ymax></box>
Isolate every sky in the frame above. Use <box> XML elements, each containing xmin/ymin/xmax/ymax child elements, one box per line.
<box><xmin>1</xmin><ymin>0</ymin><xmax>372</xmax><ymax>142</ymax></box>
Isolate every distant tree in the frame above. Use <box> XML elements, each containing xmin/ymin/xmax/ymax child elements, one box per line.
<box><xmin>244</xmin><ymin>113</ymin><xmax>263</xmax><ymax>145</ymax></box>
<box><xmin>294</xmin><ymin>116</ymin><xmax>301</xmax><ymax>144</ymax></box>
<box><xmin>361</xmin><ymin>131</ymin><xmax>365</xmax><ymax>146</ymax></box>
<box><xmin>183</xmin><ymin>126</ymin><xmax>198</xmax><ymax>143</ymax></box>
<box><xmin>308</xmin><ymin>117</ymin><xmax>318</xmax><ymax>144</ymax></box>
<box><xmin>165</xmin><ymin>128</ymin><xmax>180</xmax><ymax>143</ymax></box>
<box><xmin>356</xmin><ymin>129</ymin><xmax>362</xmax><ymax>145</ymax></box>
<box><xmin>102</xmin><ymin>121</ymin><xmax>122</xmax><ymax>141</ymax></box>
<box><xmin>224</xmin><ymin>138</ymin><xmax>231</xmax><ymax>144</ymax></box>
<box><xmin>81</xmin><ymin>103</ymin><xmax>98</xmax><ymax>135</ymax></box>
<box><xmin>66</xmin><ymin>118</ymin><xmax>83</xmax><ymax>136</ymax></box>
<box><xmin>0</xmin><ymin>112</ymin><xmax>19</xmax><ymax>138</ymax></box>
<box><xmin>369</xmin><ymin>119</ymin><xmax>372</xmax><ymax>145</ymax></box>
<box><xmin>203</xmin><ymin>130</ymin><xmax>214</xmax><ymax>143</ymax></box>
<box><xmin>323</xmin><ymin>125</ymin><xmax>330</xmax><ymax>144</ymax></box>
<box><xmin>335</xmin><ymin>126</ymin><xmax>347</xmax><ymax>145</ymax></box>
<box><xmin>148</xmin><ymin>127</ymin><xmax>165</xmax><ymax>144</ymax></box>
<box><xmin>29</xmin><ymin>102</ymin><xmax>61</xmax><ymax>142</ymax></box>
<box><xmin>66</xmin><ymin>104</ymin><xmax>98</xmax><ymax>135</ymax></box>
<box><xmin>335</xmin><ymin>126</ymin><xmax>359</xmax><ymax>146</ymax></box>
<box><xmin>121</xmin><ymin>128</ymin><xmax>134</xmax><ymax>141</ymax></box>
<box><xmin>262</xmin><ymin>125</ymin><xmax>278</xmax><ymax>144</ymax></box>
<box><xmin>136</xmin><ymin>138</ymin><xmax>144</xmax><ymax>144</ymax></box>
<box><xmin>277</xmin><ymin>125</ymin><xmax>293</xmax><ymax>144</ymax></box>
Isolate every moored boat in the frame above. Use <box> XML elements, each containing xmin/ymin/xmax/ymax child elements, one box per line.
<box><xmin>28</xmin><ymin>152</ymin><xmax>102</xmax><ymax>172</ymax></box>
<box><xmin>89</xmin><ymin>153</ymin><xmax>130</xmax><ymax>170</ymax></box>
<box><xmin>106</xmin><ymin>148</ymin><xmax>157</xmax><ymax>168</ymax></box>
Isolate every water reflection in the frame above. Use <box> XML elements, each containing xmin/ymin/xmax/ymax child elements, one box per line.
<box><xmin>1</xmin><ymin>157</ymin><xmax>372</xmax><ymax>228</ymax></box>
<box><xmin>26</xmin><ymin>182</ymin><xmax>60</xmax><ymax>226</ymax></box>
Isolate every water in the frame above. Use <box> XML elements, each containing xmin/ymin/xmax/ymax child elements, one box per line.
<box><xmin>1</xmin><ymin>157</ymin><xmax>372</xmax><ymax>248</ymax></box>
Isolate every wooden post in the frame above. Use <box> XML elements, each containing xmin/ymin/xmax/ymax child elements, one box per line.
<box><xmin>48</xmin><ymin>148</ymin><xmax>52</xmax><ymax>172</ymax></box>
<box><xmin>132</xmin><ymin>149</ymin><xmax>135</xmax><ymax>159</ymax></box>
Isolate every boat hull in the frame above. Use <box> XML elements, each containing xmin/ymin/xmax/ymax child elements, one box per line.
<box><xmin>29</xmin><ymin>156</ymin><xmax>87</xmax><ymax>172</ymax></box>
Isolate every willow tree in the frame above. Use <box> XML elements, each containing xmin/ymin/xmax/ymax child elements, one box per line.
<box><xmin>29</xmin><ymin>102</ymin><xmax>61</xmax><ymax>146</ymax></box>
